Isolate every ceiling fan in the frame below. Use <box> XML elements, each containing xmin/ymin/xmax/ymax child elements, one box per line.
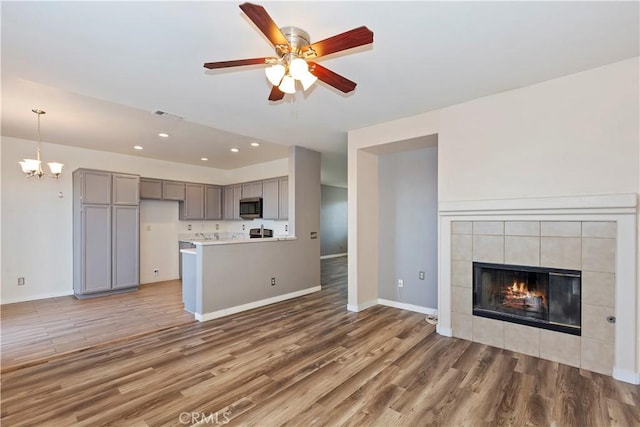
<box><xmin>203</xmin><ymin>2</ymin><xmax>374</xmax><ymax>101</ymax></box>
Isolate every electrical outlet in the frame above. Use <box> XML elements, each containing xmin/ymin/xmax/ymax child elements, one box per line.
<box><xmin>216</xmin><ymin>223</ymin><xmax>219</xmax><ymax>230</ymax></box>
<box><xmin>271</xmin><ymin>277</ymin><xmax>276</xmax><ymax>286</ymax></box>
<box><xmin>419</xmin><ymin>271</ymin><xmax>425</xmax><ymax>280</ymax></box>
<box><xmin>18</xmin><ymin>277</ymin><xmax>25</xmax><ymax>286</ymax></box>
<box><xmin>153</xmin><ymin>269</ymin><xmax>159</xmax><ymax>276</ymax></box>
<box><xmin>285</xmin><ymin>224</ymin><xmax>288</xmax><ymax>232</ymax></box>
<box><xmin>397</xmin><ymin>279</ymin><xmax>403</xmax><ymax>288</ymax></box>
<box><xmin>242</xmin><ymin>224</ymin><xmax>245</xmax><ymax>231</ymax></box>
<box><xmin>188</xmin><ymin>224</ymin><xmax>192</xmax><ymax>231</ymax></box>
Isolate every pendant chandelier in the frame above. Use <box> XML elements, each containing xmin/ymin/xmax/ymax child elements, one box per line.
<box><xmin>18</xmin><ymin>109</ymin><xmax>63</xmax><ymax>179</ymax></box>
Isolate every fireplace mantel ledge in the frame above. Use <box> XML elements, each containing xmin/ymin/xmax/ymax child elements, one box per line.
<box><xmin>439</xmin><ymin>193</ymin><xmax>637</xmax><ymax>216</ymax></box>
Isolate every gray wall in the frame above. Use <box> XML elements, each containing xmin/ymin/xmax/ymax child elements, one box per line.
<box><xmin>320</xmin><ymin>185</ymin><xmax>348</xmax><ymax>256</ymax></box>
<box><xmin>378</xmin><ymin>146</ymin><xmax>438</xmax><ymax>309</ymax></box>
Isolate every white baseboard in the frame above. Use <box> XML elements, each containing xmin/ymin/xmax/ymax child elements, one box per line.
<box><xmin>196</xmin><ymin>286</ymin><xmax>322</xmax><ymax>322</ymax></box>
<box><xmin>377</xmin><ymin>299</ymin><xmax>437</xmax><ymax>316</ymax></box>
<box><xmin>436</xmin><ymin>325</ymin><xmax>453</xmax><ymax>337</ymax></box>
<box><xmin>613</xmin><ymin>367</ymin><xmax>640</xmax><ymax>385</ymax></box>
<box><xmin>320</xmin><ymin>253</ymin><xmax>347</xmax><ymax>260</ymax></box>
<box><xmin>346</xmin><ymin>299</ymin><xmax>377</xmax><ymax>312</ymax></box>
<box><xmin>1</xmin><ymin>289</ymin><xmax>74</xmax><ymax>305</ymax></box>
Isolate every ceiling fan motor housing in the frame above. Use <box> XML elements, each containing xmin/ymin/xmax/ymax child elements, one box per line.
<box><xmin>278</xmin><ymin>26</ymin><xmax>310</xmax><ymax>57</ymax></box>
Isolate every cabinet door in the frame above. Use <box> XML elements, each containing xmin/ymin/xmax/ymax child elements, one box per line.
<box><xmin>112</xmin><ymin>206</ymin><xmax>139</xmax><ymax>289</ymax></box>
<box><xmin>241</xmin><ymin>181</ymin><xmax>263</xmax><ymax>198</ymax></box>
<box><xmin>262</xmin><ymin>178</ymin><xmax>279</xmax><ymax>219</ymax></box>
<box><xmin>279</xmin><ymin>177</ymin><xmax>289</xmax><ymax>220</ymax></box>
<box><xmin>140</xmin><ymin>178</ymin><xmax>162</xmax><ymax>199</ymax></box>
<box><xmin>205</xmin><ymin>186</ymin><xmax>222</xmax><ymax>220</ymax></box>
<box><xmin>82</xmin><ymin>170</ymin><xmax>111</xmax><ymax>204</ymax></box>
<box><xmin>163</xmin><ymin>181</ymin><xmax>185</xmax><ymax>201</ymax></box>
<box><xmin>112</xmin><ymin>174</ymin><xmax>140</xmax><ymax>205</ymax></box>
<box><xmin>181</xmin><ymin>184</ymin><xmax>204</xmax><ymax>220</ymax></box>
<box><xmin>81</xmin><ymin>205</ymin><xmax>112</xmax><ymax>293</ymax></box>
<box><xmin>223</xmin><ymin>185</ymin><xmax>242</xmax><ymax>220</ymax></box>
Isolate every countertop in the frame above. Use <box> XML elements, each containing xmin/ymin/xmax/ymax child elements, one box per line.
<box><xmin>178</xmin><ymin>233</ymin><xmax>295</xmax><ymax>246</ymax></box>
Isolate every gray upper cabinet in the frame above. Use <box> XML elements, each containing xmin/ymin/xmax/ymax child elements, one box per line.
<box><xmin>112</xmin><ymin>174</ymin><xmax>140</xmax><ymax>205</ymax></box>
<box><xmin>140</xmin><ymin>178</ymin><xmax>162</xmax><ymax>200</ymax></box>
<box><xmin>205</xmin><ymin>185</ymin><xmax>222</xmax><ymax>220</ymax></box>
<box><xmin>241</xmin><ymin>181</ymin><xmax>263</xmax><ymax>199</ymax></box>
<box><xmin>279</xmin><ymin>177</ymin><xmax>289</xmax><ymax>220</ymax></box>
<box><xmin>180</xmin><ymin>183</ymin><xmax>204</xmax><ymax>220</ymax></box>
<box><xmin>163</xmin><ymin>181</ymin><xmax>185</xmax><ymax>201</ymax></box>
<box><xmin>262</xmin><ymin>178</ymin><xmax>279</xmax><ymax>220</ymax></box>
<box><xmin>223</xmin><ymin>185</ymin><xmax>242</xmax><ymax>220</ymax></box>
<box><xmin>81</xmin><ymin>170</ymin><xmax>111</xmax><ymax>204</ymax></box>
<box><xmin>73</xmin><ymin>168</ymin><xmax>140</xmax><ymax>298</ymax></box>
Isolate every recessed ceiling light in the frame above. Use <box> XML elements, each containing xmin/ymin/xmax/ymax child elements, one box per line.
<box><xmin>200</xmin><ymin>157</ymin><xmax>208</xmax><ymax>161</ymax></box>
<box><xmin>134</xmin><ymin>145</ymin><xmax>143</xmax><ymax>150</ymax></box>
<box><xmin>230</xmin><ymin>148</ymin><xmax>239</xmax><ymax>153</ymax></box>
<box><xmin>250</xmin><ymin>142</ymin><xmax>260</xmax><ymax>147</ymax></box>
<box><xmin>158</xmin><ymin>133</ymin><xmax>169</xmax><ymax>138</ymax></box>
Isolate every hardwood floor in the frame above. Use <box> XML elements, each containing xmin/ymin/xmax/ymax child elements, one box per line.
<box><xmin>1</xmin><ymin>257</ymin><xmax>639</xmax><ymax>426</ymax></box>
<box><xmin>1</xmin><ymin>280</ymin><xmax>195</xmax><ymax>370</ymax></box>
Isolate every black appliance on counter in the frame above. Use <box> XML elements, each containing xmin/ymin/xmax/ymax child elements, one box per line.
<box><xmin>240</xmin><ymin>197</ymin><xmax>263</xmax><ymax>219</ymax></box>
<box><xmin>249</xmin><ymin>228</ymin><xmax>273</xmax><ymax>238</ymax></box>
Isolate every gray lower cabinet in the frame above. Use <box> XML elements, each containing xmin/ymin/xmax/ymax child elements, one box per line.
<box><xmin>112</xmin><ymin>206</ymin><xmax>140</xmax><ymax>289</ymax></box>
<box><xmin>223</xmin><ymin>185</ymin><xmax>242</xmax><ymax>220</ymax></box>
<box><xmin>262</xmin><ymin>178</ymin><xmax>279</xmax><ymax>219</ymax></box>
<box><xmin>73</xmin><ymin>169</ymin><xmax>140</xmax><ymax>298</ymax></box>
<box><xmin>80</xmin><ymin>205</ymin><xmax>112</xmax><ymax>293</ymax></box>
<box><xmin>180</xmin><ymin>183</ymin><xmax>204</xmax><ymax>220</ymax></box>
<box><xmin>205</xmin><ymin>185</ymin><xmax>222</xmax><ymax>220</ymax></box>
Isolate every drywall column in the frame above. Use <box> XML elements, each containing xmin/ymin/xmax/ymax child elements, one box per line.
<box><xmin>347</xmin><ymin>149</ymin><xmax>379</xmax><ymax>310</ymax></box>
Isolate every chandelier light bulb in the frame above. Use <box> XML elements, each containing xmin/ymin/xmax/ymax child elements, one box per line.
<box><xmin>289</xmin><ymin>57</ymin><xmax>309</xmax><ymax>80</ymax></box>
<box><xmin>48</xmin><ymin>162</ymin><xmax>64</xmax><ymax>176</ymax></box>
<box><xmin>278</xmin><ymin>75</ymin><xmax>296</xmax><ymax>94</ymax></box>
<box><xmin>265</xmin><ymin>64</ymin><xmax>285</xmax><ymax>86</ymax></box>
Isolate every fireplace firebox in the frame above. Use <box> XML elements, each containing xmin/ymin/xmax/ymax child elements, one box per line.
<box><xmin>473</xmin><ymin>262</ymin><xmax>581</xmax><ymax>335</ymax></box>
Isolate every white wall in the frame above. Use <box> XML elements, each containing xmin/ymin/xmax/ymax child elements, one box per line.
<box><xmin>1</xmin><ymin>137</ymin><xmax>287</xmax><ymax>302</ymax></box>
<box><xmin>348</xmin><ymin>57</ymin><xmax>639</xmax><ymax>374</ymax></box>
<box><xmin>378</xmin><ymin>146</ymin><xmax>438</xmax><ymax>309</ymax></box>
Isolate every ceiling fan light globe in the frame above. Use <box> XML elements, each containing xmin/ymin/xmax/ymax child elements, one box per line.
<box><xmin>279</xmin><ymin>75</ymin><xmax>296</xmax><ymax>94</ymax></box>
<box><xmin>265</xmin><ymin>64</ymin><xmax>285</xmax><ymax>86</ymax></box>
<box><xmin>289</xmin><ymin>57</ymin><xmax>309</xmax><ymax>80</ymax></box>
<box><xmin>299</xmin><ymin>71</ymin><xmax>318</xmax><ymax>91</ymax></box>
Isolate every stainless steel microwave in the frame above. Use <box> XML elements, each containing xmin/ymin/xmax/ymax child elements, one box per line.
<box><xmin>239</xmin><ymin>197</ymin><xmax>263</xmax><ymax>219</ymax></box>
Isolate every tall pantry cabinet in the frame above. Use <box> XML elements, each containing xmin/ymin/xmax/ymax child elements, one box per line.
<box><xmin>73</xmin><ymin>169</ymin><xmax>140</xmax><ymax>298</ymax></box>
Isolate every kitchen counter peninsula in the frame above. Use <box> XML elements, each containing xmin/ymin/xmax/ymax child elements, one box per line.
<box><xmin>180</xmin><ymin>234</ymin><xmax>320</xmax><ymax>322</ymax></box>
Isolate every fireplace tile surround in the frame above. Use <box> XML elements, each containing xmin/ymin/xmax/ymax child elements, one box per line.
<box><xmin>451</xmin><ymin>220</ymin><xmax>616</xmax><ymax>374</ymax></box>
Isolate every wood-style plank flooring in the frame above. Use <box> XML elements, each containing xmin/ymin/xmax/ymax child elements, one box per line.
<box><xmin>1</xmin><ymin>257</ymin><xmax>639</xmax><ymax>426</ymax></box>
<box><xmin>1</xmin><ymin>280</ymin><xmax>194</xmax><ymax>369</ymax></box>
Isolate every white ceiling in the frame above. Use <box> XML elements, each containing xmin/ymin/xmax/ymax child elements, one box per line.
<box><xmin>2</xmin><ymin>1</ymin><xmax>638</xmax><ymax>186</ymax></box>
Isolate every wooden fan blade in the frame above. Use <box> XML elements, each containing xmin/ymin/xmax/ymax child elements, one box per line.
<box><xmin>301</xmin><ymin>26</ymin><xmax>373</xmax><ymax>59</ymax></box>
<box><xmin>309</xmin><ymin>62</ymin><xmax>357</xmax><ymax>93</ymax></box>
<box><xmin>204</xmin><ymin>57</ymin><xmax>272</xmax><ymax>69</ymax></box>
<box><xmin>268</xmin><ymin>85</ymin><xmax>285</xmax><ymax>101</ymax></box>
<box><xmin>239</xmin><ymin>2</ymin><xmax>289</xmax><ymax>48</ymax></box>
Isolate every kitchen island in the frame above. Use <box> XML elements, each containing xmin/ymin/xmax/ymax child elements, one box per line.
<box><xmin>180</xmin><ymin>234</ymin><xmax>320</xmax><ymax>321</ymax></box>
